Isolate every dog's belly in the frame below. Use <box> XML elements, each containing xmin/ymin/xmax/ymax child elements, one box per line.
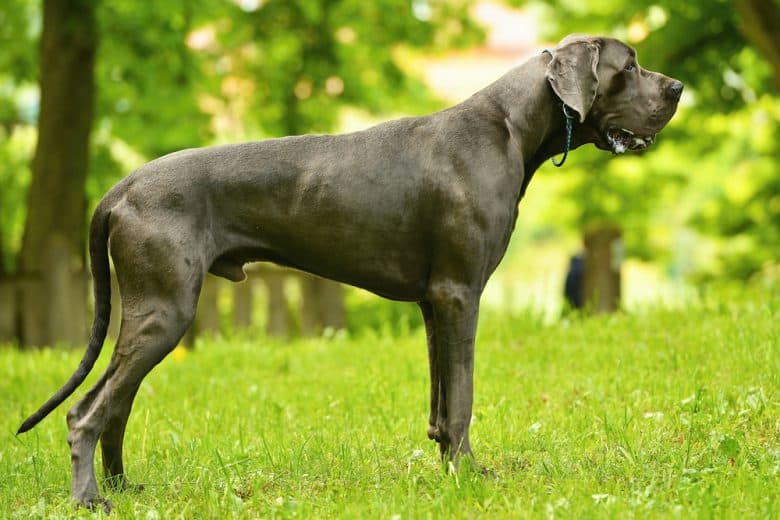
<box><xmin>211</xmin><ymin>239</ymin><xmax>430</xmax><ymax>302</ymax></box>
<box><xmin>210</xmin><ymin>201</ymin><xmax>432</xmax><ymax>300</ymax></box>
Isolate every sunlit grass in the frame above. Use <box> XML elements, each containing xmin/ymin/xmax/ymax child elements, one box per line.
<box><xmin>1</xmin><ymin>284</ymin><xmax>778</xmax><ymax>518</ymax></box>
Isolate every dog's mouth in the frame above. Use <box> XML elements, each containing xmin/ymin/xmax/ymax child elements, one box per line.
<box><xmin>605</xmin><ymin>127</ymin><xmax>655</xmax><ymax>154</ymax></box>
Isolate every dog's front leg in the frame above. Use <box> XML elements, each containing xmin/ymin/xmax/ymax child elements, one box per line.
<box><xmin>426</xmin><ymin>282</ymin><xmax>480</xmax><ymax>464</ymax></box>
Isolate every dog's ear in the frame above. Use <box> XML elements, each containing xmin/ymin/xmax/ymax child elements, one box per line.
<box><xmin>545</xmin><ymin>38</ymin><xmax>601</xmax><ymax>123</ymax></box>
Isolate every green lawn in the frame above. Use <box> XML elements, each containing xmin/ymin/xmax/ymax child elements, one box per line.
<box><xmin>2</xmin><ymin>284</ymin><xmax>779</xmax><ymax>518</ymax></box>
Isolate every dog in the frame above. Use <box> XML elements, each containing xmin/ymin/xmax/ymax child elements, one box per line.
<box><xmin>18</xmin><ymin>34</ymin><xmax>682</xmax><ymax>512</ymax></box>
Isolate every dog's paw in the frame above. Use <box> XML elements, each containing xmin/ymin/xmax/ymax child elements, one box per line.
<box><xmin>81</xmin><ymin>496</ymin><xmax>114</xmax><ymax>514</ymax></box>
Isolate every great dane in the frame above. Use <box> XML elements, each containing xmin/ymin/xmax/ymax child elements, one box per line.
<box><xmin>18</xmin><ymin>35</ymin><xmax>682</xmax><ymax>511</ymax></box>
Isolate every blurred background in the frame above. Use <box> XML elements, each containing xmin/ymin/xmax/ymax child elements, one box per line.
<box><xmin>0</xmin><ymin>0</ymin><xmax>778</xmax><ymax>348</ymax></box>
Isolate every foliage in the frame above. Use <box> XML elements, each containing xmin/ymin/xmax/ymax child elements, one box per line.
<box><xmin>0</xmin><ymin>0</ymin><xmax>38</xmax><ymax>273</ymax></box>
<box><xmin>96</xmin><ymin>1</ymin><xmax>215</xmax><ymax>160</ymax></box>
<box><xmin>0</xmin><ymin>129</ymin><xmax>34</xmax><ymax>273</ymax></box>
<box><xmin>689</xmin><ymin>95</ymin><xmax>780</xmax><ymax>277</ymax></box>
<box><xmin>2</xmin><ymin>283</ymin><xmax>778</xmax><ymax>516</ymax></box>
<box><xmin>210</xmin><ymin>0</ymin><xmax>482</xmax><ymax>136</ymax></box>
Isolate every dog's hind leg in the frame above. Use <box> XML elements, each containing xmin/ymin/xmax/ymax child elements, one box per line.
<box><xmin>419</xmin><ymin>301</ymin><xmax>442</xmax><ymax>443</ymax></box>
<box><xmin>66</xmin><ymin>224</ymin><xmax>204</xmax><ymax>512</ymax></box>
<box><xmin>99</xmin><ymin>383</ymin><xmax>141</xmax><ymax>491</ymax></box>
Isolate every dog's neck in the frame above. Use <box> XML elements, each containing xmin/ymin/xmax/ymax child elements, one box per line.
<box><xmin>477</xmin><ymin>53</ymin><xmax>593</xmax><ymax>174</ymax></box>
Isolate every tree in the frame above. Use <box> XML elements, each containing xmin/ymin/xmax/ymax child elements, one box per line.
<box><xmin>17</xmin><ymin>0</ymin><xmax>98</xmax><ymax>346</ymax></box>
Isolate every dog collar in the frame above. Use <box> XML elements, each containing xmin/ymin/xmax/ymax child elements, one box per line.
<box><xmin>541</xmin><ymin>48</ymin><xmax>575</xmax><ymax>167</ymax></box>
<box><xmin>551</xmin><ymin>104</ymin><xmax>575</xmax><ymax>167</ymax></box>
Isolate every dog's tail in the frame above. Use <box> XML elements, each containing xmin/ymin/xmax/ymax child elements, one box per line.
<box><xmin>17</xmin><ymin>196</ymin><xmax>114</xmax><ymax>435</ymax></box>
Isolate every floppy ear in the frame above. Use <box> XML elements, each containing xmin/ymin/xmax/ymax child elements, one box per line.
<box><xmin>545</xmin><ymin>39</ymin><xmax>600</xmax><ymax>123</ymax></box>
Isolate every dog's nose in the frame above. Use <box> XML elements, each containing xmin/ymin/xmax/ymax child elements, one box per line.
<box><xmin>667</xmin><ymin>80</ymin><xmax>684</xmax><ymax>100</ymax></box>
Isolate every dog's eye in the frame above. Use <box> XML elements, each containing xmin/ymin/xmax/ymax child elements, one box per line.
<box><xmin>624</xmin><ymin>62</ymin><xmax>636</xmax><ymax>73</ymax></box>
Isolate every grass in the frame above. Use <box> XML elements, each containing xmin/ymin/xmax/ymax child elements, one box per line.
<box><xmin>1</xmin><ymin>284</ymin><xmax>779</xmax><ymax>518</ymax></box>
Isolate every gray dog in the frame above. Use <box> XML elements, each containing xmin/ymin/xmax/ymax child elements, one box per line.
<box><xmin>18</xmin><ymin>35</ymin><xmax>682</xmax><ymax>512</ymax></box>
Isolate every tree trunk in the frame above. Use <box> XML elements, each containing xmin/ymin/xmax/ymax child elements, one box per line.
<box><xmin>733</xmin><ymin>0</ymin><xmax>780</xmax><ymax>90</ymax></box>
<box><xmin>300</xmin><ymin>273</ymin><xmax>345</xmax><ymax>335</ymax></box>
<box><xmin>263</xmin><ymin>269</ymin><xmax>290</xmax><ymax>337</ymax></box>
<box><xmin>17</xmin><ymin>0</ymin><xmax>97</xmax><ymax>347</ymax></box>
<box><xmin>0</xmin><ymin>277</ymin><xmax>16</xmax><ymax>343</ymax></box>
<box><xmin>583</xmin><ymin>225</ymin><xmax>623</xmax><ymax>314</ymax></box>
<box><xmin>232</xmin><ymin>278</ymin><xmax>254</xmax><ymax>331</ymax></box>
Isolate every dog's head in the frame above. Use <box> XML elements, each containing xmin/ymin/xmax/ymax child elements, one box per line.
<box><xmin>545</xmin><ymin>34</ymin><xmax>682</xmax><ymax>154</ymax></box>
